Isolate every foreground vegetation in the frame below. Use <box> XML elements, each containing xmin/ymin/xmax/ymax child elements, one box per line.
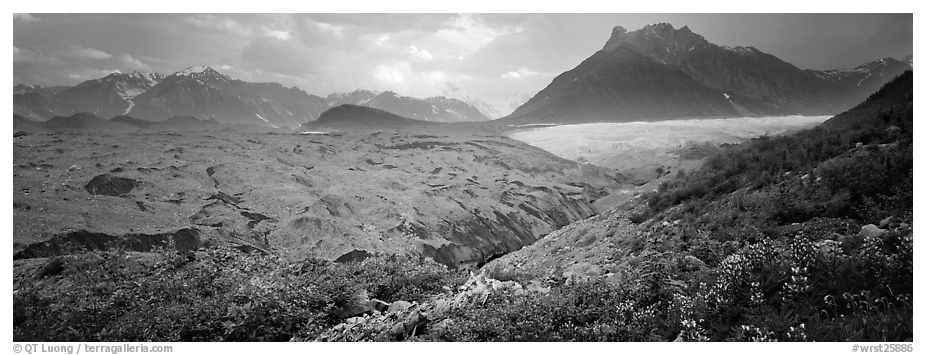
<box><xmin>14</xmin><ymin>72</ymin><xmax>912</xmax><ymax>342</ymax></box>
<box><xmin>14</xmin><ymin>250</ymin><xmax>465</xmax><ymax>341</ymax></box>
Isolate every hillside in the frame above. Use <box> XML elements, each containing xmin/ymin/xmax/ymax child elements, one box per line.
<box><xmin>482</xmin><ymin>71</ymin><xmax>913</xmax><ymax>341</ymax></box>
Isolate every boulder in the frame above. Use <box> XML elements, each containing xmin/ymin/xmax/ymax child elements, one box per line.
<box><xmin>84</xmin><ymin>174</ymin><xmax>138</xmax><ymax>196</ymax></box>
<box><xmin>879</xmin><ymin>216</ymin><xmax>896</xmax><ymax>229</ymax></box>
<box><xmin>859</xmin><ymin>224</ymin><xmax>887</xmax><ymax>239</ymax></box>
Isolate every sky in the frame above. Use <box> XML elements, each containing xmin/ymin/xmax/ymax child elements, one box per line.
<box><xmin>13</xmin><ymin>13</ymin><xmax>913</xmax><ymax>116</ymax></box>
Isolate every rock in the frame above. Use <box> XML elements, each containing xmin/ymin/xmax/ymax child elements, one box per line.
<box><xmin>859</xmin><ymin>224</ymin><xmax>887</xmax><ymax>239</ymax></box>
<box><xmin>84</xmin><ymin>174</ymin><xmax>138</xmax><ymax>196</ymax></box>
<box><xmin>899</xmin><ymin>222</ymin><xmax>910</xmax><ymax>229</ymax></box>
<box><xmin>879</xmin><ymin>216</ymin><xmax>896</xmax><ymax>229</ymax></box>
<box><xmin>388</xmin><ymin>300</ymin><xmax>413</xmax><ymax>314</ymax></box>
<box><xmin>67</xmin><ymin>165</ymin><xmax>82</xmax><ymax>172</ymax></box>
<box><xmin>334</xmin><ymin>249</ymin><xmax>372</xmax><ymax>264</ymax></box>
<box><xmin>14</xmin><ymin>131</ymin><xmax>29</xmax><ymax>138</ymax></box>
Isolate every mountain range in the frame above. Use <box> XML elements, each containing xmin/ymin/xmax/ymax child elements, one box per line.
<box><xmin>504</xmin><ymin>23</ymin><xmax>911</xmax><ymax>124</ymax></box>
<box><xmin>13</xmin><ymin>66</ymin><xmax>491</xmax><ymax>129</ymax></box>
<box><xmin>13</xmin><ymin>23</ymin><xmax>911</xmax><ymax>129</ymax></box>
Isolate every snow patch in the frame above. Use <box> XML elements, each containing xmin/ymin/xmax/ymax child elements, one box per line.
<box><xmin>123</xmin><ymin>100</ymin><xmax>135</xmax><ymax>115</ymax></box>
<box><xmin>254</xmin><ymin>113</ymin><xmax>279</xmax><ymax>128</ymax></box>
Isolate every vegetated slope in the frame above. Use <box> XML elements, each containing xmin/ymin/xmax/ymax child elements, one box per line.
<box><xmin>470</xmin><ymin>71</ymin><xmax>912</xmax><ymax>341</ymax></box>
<box><xmin>504</xmin><ymin>23</ymin><xmax>910</xmax><ymax>124</ymax></box>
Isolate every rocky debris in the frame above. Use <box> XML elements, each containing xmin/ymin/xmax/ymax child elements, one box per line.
<box><xmin>14</xmin><ymin>131</ymin><xmax>30</xmax><ymax>138</ymax></box>
<box><xmin>240</xmin><ymin>211</ymin><xmax>272</xmax><ymax>228</ymax></box>
<box><xmin>312</xmin><ymin>272</ymin><xmax>545</xmax><ymax>341</ymax></box>
<box><xmin>14</xmin><ymin>228</ymin><xmax>202</xmax><ymax>259</ymax></box>
<box><xmin>84</xmin><ymin>174</ymin><xmax>139</xmax><ymax>196</ymax></box>
<box><xmin>207</xmin><ymin>191</ymin><xmax>243</xmax><ymax>206</ymax></box>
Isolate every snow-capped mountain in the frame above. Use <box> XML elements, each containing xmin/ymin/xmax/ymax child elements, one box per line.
<box><xmin>505</xmin><ymin>23</ymin><xmax>911</xmax><ymax>124</ymax></box>
<box><xmin>14</xmin><ymin>71</ymin><xmax>166</xmax><ymax>120</ymax></box>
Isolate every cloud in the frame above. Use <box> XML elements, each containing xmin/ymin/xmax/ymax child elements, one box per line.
<box><xmin>406</xmin><ymin>45</ymin><xmax>433</xmax><ymax>61</ymax></box>
<box><xmin>501</xmin><ymin>67</ymin><xmax>541</xmax><ymax>79</ymax></box>
<box><xmin>373</xmin><ymin>63</ymin><xmax>406</xmax><ymax>85</ymax></box>
<box><xmin>13</xmin><ymin>13</ymin><xmax>39</xmax><ymax>23</ymax></box>
<box><xmin>241</xmin><ymin>36</ymin><xmax>318</xmax><ymax>77</ymax></box>
<box><xmin>61</xmin><ymin>45</ymin><xmax>113</xmax><ymax>60</ymax></box>
<box><xmin>182</xmin><ymin>15</ymin><xmax>252</xmax><ymax>37</ymax></box>
<box><xmin>262</xmin><ymin>28</ymin><xmax>292</xmax><ymax>41</ymax></box>
<box><xmin>118</xmin><ymin>53</ymin><xmax>152</xmax><ymax>72</ymax></box>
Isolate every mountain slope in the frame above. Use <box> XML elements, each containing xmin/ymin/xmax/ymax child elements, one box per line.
<box><xmin>506</xmin><ymin>23</ymin><xmax>911</xmax><ymax>124</ymax></box>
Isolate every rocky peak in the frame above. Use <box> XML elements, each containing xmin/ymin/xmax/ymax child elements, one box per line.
<box><xmin>172</xmin><ymin>66</ymin><xmax>232</xmax><ymax>83</ymax></box>
<box><xmin>603</xmin><ymin>23</ymin><xmax>710</xmax><ymax>60</ymax></box>
<box><xmin>602</xmin><ymin>26</ymin><xmax>628</xmax><ymax>51</ymax></box>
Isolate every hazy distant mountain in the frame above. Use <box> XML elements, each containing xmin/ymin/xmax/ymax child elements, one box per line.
<box><xmin>13</xmin><ymin>66</ymin><xmax>488</xmax><ymax>128</ymax></box>
<box><xmin>505</xmin><ymin>23</ymin><xmax>911</xmax><ymax>124</ymax></box>
<box><xmin>326</xmin><ymin>90</ymin><xmax>490</xmax><ymax>122</ymax></box>
<box><xmin>14</xmin><ymin>84</ymin><xmax>70</xmax><ymax>97</ymax></box>
<box><xmin>303</xmin><ymin>104</ymin><xmax>433</xmax><ymax>130</ymax></box>
<box><xmin>127</xmin><ymin>66</ymin><xmax>328</xmax><ymax>128</ymax></box>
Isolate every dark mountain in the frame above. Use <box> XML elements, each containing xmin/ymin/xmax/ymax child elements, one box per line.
<box><xmin>505</xmin><ymin>23</ymin><xmax>911</xmax><ymax>124</ymax></box>
<box><xmin>13</xmin><ymin>113</ymin><xmax>47</xmax><ymax>132</ymax></box>
<box><xmin>157</xmin><ymin>115</ymin><xmax>222</xmax><ymax>130</ymax></box>
<box><xmin>303</xmin><ymin>104</ymin><xmax>434</xmax><ymax>130</ymax></box>
<box><xmin>326</xmin><ymin>90</ymin><xmax>490</xmax><ymax>122</ymax></box>
<box><xmin>821</xmin><ymin>70</ymin><xmax>912</xmax><ymax>131</ymax></box>
<box><xmin>14</xmin><ymin>92</ymin><xmax>75</xmax><ymax>120</ymax></box>
<box><xmin>41</xmin><ymin>113</ymin><xmax>138</xmax><ymax>131</ymax></box>
<box><xmin>109</xmin><ymin>115</ymin><xmax>158</xmax><ymax>128</ymax></box>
